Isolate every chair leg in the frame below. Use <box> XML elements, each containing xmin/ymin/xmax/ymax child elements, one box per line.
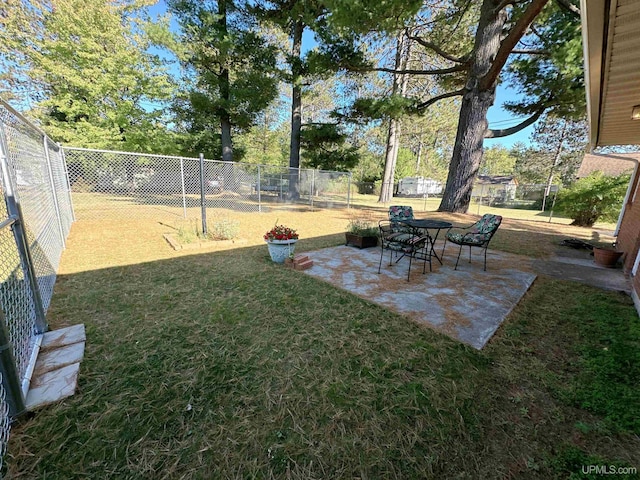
<box><xmin>454</xmin><ymin>244</ymin><xmax>463</xmax><ymax>270</ymax></box>
<box><xmin>407</xmin><ymin>251</ymin><xmax>413</xmax><ymax>281</ymax></box>
<box><xmin>483</xmin><ymin>246</ymin><xmax>488</xmax><ymax>271</ymax></box>
<box><xmin>378</xmin><ymin>245</ymin><xmax>384</xmax><ymax>274</ymax></box>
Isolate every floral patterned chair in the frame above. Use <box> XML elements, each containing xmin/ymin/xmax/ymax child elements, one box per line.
<box><xmin>388</xmin><ymin>205</ymin><xmax>414</xmax><ymax>233</ymax></box>
<box><xmin>378</xmin><ymin>220</ymin><xmax>430</xmax><ymax>281</ymax></box>
<box><xmin>446</xmin><ymin>214</ymin><xmax>502</xmax><ymax>271</ymax></box>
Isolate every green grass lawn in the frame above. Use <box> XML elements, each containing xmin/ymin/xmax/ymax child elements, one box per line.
<box><xmin>6</xmin><ymin>213</ymin><xmax>639</xmax><ymax>479</ymax></box>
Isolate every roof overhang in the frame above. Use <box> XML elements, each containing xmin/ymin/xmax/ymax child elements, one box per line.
<box><xmin>581</xmin><ymin>0</ymin><xmax>640</xmax><ymax>147</ymax></box>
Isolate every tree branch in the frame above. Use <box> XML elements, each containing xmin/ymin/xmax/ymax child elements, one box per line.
<box><xmin>484</xmin><ymin>107</ymin><xmax>545</xmax><ymax>138</ymax></box>
<box><xmin>494</xmin><ymin>0</ymin><xmax>529</xmax><ymax>13</ymax></box>
<box><xmin>415</xmin><ymin>89</ymin><xmax>465</xmax><ymax>111</ymax></box>
<box><xmin>555</xmin><ymin>0</ymin><xmax>580</xmax><ymax>17</ymax></box>
<box><xmin>371</xmin><ymin>64</ymin><xmax>468</xmax><ymax>76</ymax></box>
<box><xmin>511</xmin><ymin>49</ymin><xmax>548</xmax><ymax>55</ymax></box>
<box><xmin>479</xmin><ymin>0</ymin><xmax>550</xmax><ymax>90</ymax></box>
<box><xmin>405</xmin><ymin>35</ymin><xmax>469</xmax><ymax>64</ymax></box>
<box><xmin>494</xmin><ymin>0</ymin><xmax>515</xmax><ymax>13</ymax></box>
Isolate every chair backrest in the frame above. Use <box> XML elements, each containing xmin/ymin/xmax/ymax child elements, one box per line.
<box><xmin>471</xmin><ymin>214</ymin><xmax>502</xmax><ymax>235</ymax></box>
<box><xmin>388</xmin><ymin>205</ymin><xmax>414</xmax><ymax>222</ymax></box>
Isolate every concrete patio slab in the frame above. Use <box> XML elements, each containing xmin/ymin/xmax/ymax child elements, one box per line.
<box><xmin>302</xmin><ymin>245</ymin><xmax>537</xmax><ymax>349</ymax></box>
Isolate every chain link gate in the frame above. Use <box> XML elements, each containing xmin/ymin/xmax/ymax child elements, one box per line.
<box><xmin>0</xmin><ymin>100</ymin><xmax>74</xmax><ymax>474</ymax></box>
<box><xmin>62</xmin><ymin>147</ymin><xmax>352</xmax><ymax>225</ymax></box>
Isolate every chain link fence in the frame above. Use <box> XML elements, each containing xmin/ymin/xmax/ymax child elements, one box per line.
<box><xmin>350</xmin><ymin>180</ymin><xmax>561</xmax><ymax>221</ymax></box>
<box><xmin>0</xmin><ymin>373</ymin><xmax>8</xmax><ymax>475</ymax></box>
<box><xmin>0</xmin><ymin>100</ymin><xmax>74</xmax><ymax>474</ymax></box>
<box><xmin>63</xmin><ymin>147</ymin><xmax>352</xmax><ymax>223</ymax></box>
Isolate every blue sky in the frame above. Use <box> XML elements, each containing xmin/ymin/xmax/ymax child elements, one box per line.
<box><xmin>485</xmin><ymin>85</ymin><xmax>535</xmax><ymax>149</ymax></box>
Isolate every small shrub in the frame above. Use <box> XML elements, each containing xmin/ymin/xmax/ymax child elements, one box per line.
<box><xmin>175</xmin><ymin>217</ymin><xmax>239</xmax><ymax>243</ymax></box>
<box><xmin>209</xmin><ymin>217</ymin><xmax>240</xmax><ymax>240</ymax></box>
<box><xmin>346</xmin><ymin>216</ymin><xmax>378</xmax><ymax>236</ymax></box>
<box><xmin>554</xmin><ymin>172</ymin><xmax>630</xmax><ymax>227</ymax></box>
<box><xmin>176</xmin><ymin>218</ymin><xmax>200</xmax><ymax>244</ymax></box>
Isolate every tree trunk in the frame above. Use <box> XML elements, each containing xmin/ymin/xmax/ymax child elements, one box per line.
<box><xmin>378</xmin><ymin>31</ymin><xmax>411</xmax><ymax>203</ymax></box>
<box><xmin>379</xmin><ymin>118</ymin><xmax>400</xmax><ymax>202</ymax></box>
<box><xmin>218</xmin><ymin>0</ymin><xmax>233</xmax><ymax>162</ymax></box>
<box><xmin>289</xmin><ymin>18</ymin><xmax>303</xmax><ymax>199</ymax></box>
<box><xmin>542</xmin><ymin>120</ymin><xmax>568</xmax><ymax>211</ymax></box>
<box><xmin>220</xmin><ymin>113</ymin><xmax>233</xmax><ymax>162</ymax></box>
<box><xmin>438</xmin><ymin>0</ymin><xmax>509</xmax><ymax>213</ymax></box>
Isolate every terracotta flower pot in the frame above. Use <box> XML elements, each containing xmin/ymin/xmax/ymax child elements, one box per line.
<box><xmin>593</xmin><ymin>247</ymin><xmax>623</xmax><ymax>268</ymax></box>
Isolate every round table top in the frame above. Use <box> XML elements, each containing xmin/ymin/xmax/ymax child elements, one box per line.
<box><xmin>404</xmin><ymin>219</ymin><xmax>453</xmax><ymax>229</ymax></box>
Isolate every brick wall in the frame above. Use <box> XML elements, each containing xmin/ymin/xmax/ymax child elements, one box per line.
<box><xmin>617</xmin><ymin>170</ymin><xmax>640</xmax><ymax>273</ymax></box>
<box><xmin>616</xmin><ymin>169</ymin><xmax>640</xmax><ymax>308</ymax></box>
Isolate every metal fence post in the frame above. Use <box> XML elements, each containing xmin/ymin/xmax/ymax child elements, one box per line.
<box><xmin>477</xmin><ymin>184</ymin><xmax>483</xmax><ymax>215</ymax></box>
<box><xmin>59</xmin><ymin>146</ymin><xmax>76</xmax><ymax>222</ymax></box>
<box><xmin>199</xmin><ymin>153</ymin><xmax>207</xmax><ymax>235</ymax></box>
<box><xmin>0</xmin><ymin>124</ymin><xmax>48</xmax><ymax>334</ymax></box>
<box><xmin>180</xmin><ymin>157</ymin><xmax>187</xmax><ymax>219</ymax></box>
<box><xmin>310</xmin><ymin>169</ymin><xmax>315</xmax><ymax>208</ymax></box>
<box><xmin>347</xmin><ymin>172</ymin><xmax>351</xmax><ymax>208</ymax></box>
<box><xmin>43</xmin><ymin>137</ymin><xmax>66</xmax><ymax>249</ymax></box>
<box><xmin>257</xmin><ymin>165</ymin><xmax>262</xmax><ymax>212</ymax></box>
<box><xmin>0</xmin><ymin>308</ymin><xmax>26</xmax><ymax>416</ymax></box>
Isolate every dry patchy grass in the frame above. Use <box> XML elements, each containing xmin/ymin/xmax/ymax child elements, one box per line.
<box><xmin>5</xmin><ymin>203</ymin><xmax>636</xmax><ymax>479</ymax></box>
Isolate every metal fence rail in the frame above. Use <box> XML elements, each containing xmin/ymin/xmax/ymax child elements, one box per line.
<box><xmin>0</xmin><ymin>100</ymin><xmax>74</xmax><ymax>475</ymax></box>
<box><xmin>350</xmin><ymin>180</ymin><xmax>560</xmax><ymax>222</ymax></box>
<box><xmin>63</xmin><ymin>147</ymin><xmax>352</xmax><ymax>222</ymax></box>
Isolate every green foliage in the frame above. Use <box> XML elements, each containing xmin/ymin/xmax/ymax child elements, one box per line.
<box><xmin>301</xmin><ymin>123</ymin><xmax>359</xmax><ymax>171</ymax></box>
<box><xmin>555</xmin><ymin>172</ymin><xmax>630</xmax><ymax>227</ymax></box>
<box><xmin>176</xmin><ymin>218</ymin><xmax>201</xmax><ymax>244</ymax></box>
<box><xmin>176</xmin><ymin>216</ymin><xmax>240</xmax><ymax>243</ymax></box>
<box><xmin>394</xmin><ymin>148</ymin><xmax>416</xmax><ymax>181</ymax></box>
<box><xmin>350</xmin><ymin>95</ymin><xmax>417</xmax><ymax>121</ymax></box>
<box><xmin>346</xmin><ymin>216</ymin><xmax>378</xmax><ymax>236</ymax></box>
<box><xmin>209</xmin><ymin>217</ymin><xmax>240</xmax><ymax>241</ymax></box>
<box><xmin>235</xmin><ymin>116</ymin><xmax>289</xmax><ymax>167</ymax></box>
<box><xmin>513</xmin><ymin>116</ymin><xmax>587</xmax><ymax>187</ymax></box>
<box><xmin>479</xmin><ymin>145</ymin><xmax>516</xmax><ymax>176</ymax></box>
<box><xmin>322</xmin><ymin>0</ymin><xmax>423</xmax><ymax>34</ymax></box>
<box><xmin>505</xmin><ymin>2</ymin><xmax>585</xmax><ymax>120</ymax></box>
<box><xmin>169</xmin><ymin>0</ymin><xmax>279</xmax><ymax>158</ymax></box>
<box><xmin>1</xmin><ymin>0</ymin><xmax>176</xmax><ymax>152</ymax></box>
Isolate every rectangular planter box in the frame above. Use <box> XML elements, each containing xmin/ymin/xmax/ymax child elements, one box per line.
<box><xmin>345</xmin><ymin>233</ymin><xmax>378</xmax><ymax>249</ymax></box>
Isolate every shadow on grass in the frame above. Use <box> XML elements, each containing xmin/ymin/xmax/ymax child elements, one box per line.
<box><xmin>5</xmin><ymin>240</ymin><xmax>639</xmax><ymax>479</ymax></box>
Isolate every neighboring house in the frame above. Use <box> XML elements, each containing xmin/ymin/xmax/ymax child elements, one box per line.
<box><xmin>471</xmin><ymin>175</ymin><xmax>518</xmax><ymax>202</ymax></box>
<box><xmin>582</xmin><ymin>0</ymin><xmax>640</xmax><ymax>314</ymax></box>
<box><xmin>397</xmin><ymin>177</ymin><xmax>443</xmax><ymax>196</ymax></box>
<box><xmin>576</xmin><ymin>153</ymin><xmax>639</xmax><ymax>179</ymax></box>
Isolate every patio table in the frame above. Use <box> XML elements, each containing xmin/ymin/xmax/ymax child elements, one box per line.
<box><xmin>403</xmin><ymin>219</ymin><xmax>452</xmax><ymax>265</ymax></box>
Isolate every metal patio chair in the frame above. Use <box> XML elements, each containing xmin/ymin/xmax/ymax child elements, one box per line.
<box><xmin>378</xmin><ymin>220</ymin><xmax>430</xmax><ymax>281</ymax></box>
<box><xmin>446</xmin><ymin>214</ymin><xmax>502</xmax><ymax>271</ymax></box>
<box><xmin>388</xmin><ymin>205</ymin><xmax>414</xmax><ymax>234</ymax></box>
